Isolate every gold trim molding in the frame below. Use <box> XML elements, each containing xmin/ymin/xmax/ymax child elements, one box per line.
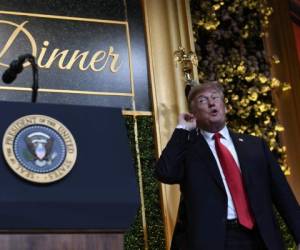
<box><xmin>0</xmin><ymin>11</ymin><xmax>127</xmax><ymax>25</ymax></box>
<box><xmin>122</xmin><ymin>110</ymin><xmax>152</xmax><ymax>116</ymax></box>
<box><xmin>0</xmin><ymin>86</ymin><xmax>133</xmax><ymax>96</ymax></box>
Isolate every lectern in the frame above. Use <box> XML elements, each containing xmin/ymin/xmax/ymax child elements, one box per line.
<box><xmin>0</xmin><ymin>101</ymin><xmax>139</xmax><ymax>250</ymax></box>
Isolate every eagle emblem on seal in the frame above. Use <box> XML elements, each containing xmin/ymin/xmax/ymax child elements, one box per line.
<box><xmin>25</xmin><ymin>132</ymin><xmax>57</xmax><ymax>167</ymax></box>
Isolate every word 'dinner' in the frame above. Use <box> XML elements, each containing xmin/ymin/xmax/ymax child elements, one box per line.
<box><xmin>0</xmin><ymin>20</ymin><xmax>122</xmax><ymax>73</ymax></box>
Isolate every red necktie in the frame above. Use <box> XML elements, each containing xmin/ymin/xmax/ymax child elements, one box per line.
<box><xmin>214</xmin><ymin>133</ymin><xmax>254</xmax><ymax>229</ymax></box>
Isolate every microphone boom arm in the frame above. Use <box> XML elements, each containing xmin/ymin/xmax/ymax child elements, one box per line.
<box><xmin>27</xmin><ymin>56</ymin><xmax>39</xmax><ymax>103</ymax></box>
<box><xmin>2</xmin><ymin>54</ymin><xmax>39</xmax><ymax>103</ymax></box>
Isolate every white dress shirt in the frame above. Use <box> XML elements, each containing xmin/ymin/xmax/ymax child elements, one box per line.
<box><xmin>200</xmin><ymin>126</ymin><xmax>240</xmax><ymax>219</ymax></box>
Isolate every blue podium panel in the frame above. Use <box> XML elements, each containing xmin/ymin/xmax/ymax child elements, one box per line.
<box><xmin>0</xmin><ymin>101</ymin><xmax>139</xmax><ymax>231</ymax></box>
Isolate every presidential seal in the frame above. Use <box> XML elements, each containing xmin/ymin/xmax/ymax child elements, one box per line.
<box><xmin>2</xmin><ymin>115</ymin><xmax>77</xmax><ymax>183</ymax></box>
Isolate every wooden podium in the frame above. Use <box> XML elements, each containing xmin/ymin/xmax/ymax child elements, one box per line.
<box><xmin>0</xmin><ymin>234</ymin><xmax>123</xmax><ymax>250</ymax></box>
<box><xmin>0</xmin><ymin>102</ymin><xmax>139</xmax><ymax>250</ymax></box>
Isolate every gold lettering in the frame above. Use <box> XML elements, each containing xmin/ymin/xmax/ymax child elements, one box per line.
<box><xmin>39</xmin><ymin>48</ymin><xmax>69</xmax><ymax>69</ymax></box>
<box><xmin>0</xmin><ymin>20</ymin><xmax>121</xmax><ymax>73</ymax></box>
<box><xmin>108</xmin><ymin>46</ymin><xmax>121</xmax><ymax>72</ymax></box>
<box><xmin>0</xmin><ymin>20</ymin><xmax>37</xmax><ymax>68</ymax></box>
<box><xmin>88</xmin><ymin>50</ymin><xmax>107</xmax><ymax>71</ymax></box>
<box><xmin>37</xmin><ymin>40</ymin><xmax>49</xmax><ymax>67</ymax></box>
<box><xmin>58</xmin><ymin>126</ymin><xmax>75</xmax><ymax>154</ymax></box>
<box><xmin>5</xmin><ymin>136</ymin><xmax>13</xmax><ymax>146</ymax></box>
<box><xmin>46</xmin><ymin>120</ymin><xmax>56</xmax><ymax>127</ymax></box>
<box><xmin>66</xmin><ymin>50</ymin><xmax>89</xmax><ymax>71</ymax></box>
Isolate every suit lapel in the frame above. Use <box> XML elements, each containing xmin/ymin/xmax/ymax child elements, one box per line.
<box><xmin>194</xmin><ymin>133</ymin><xmax>226</xmax><ymax>194</ymax></box>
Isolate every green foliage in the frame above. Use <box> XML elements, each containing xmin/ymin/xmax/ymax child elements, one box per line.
<box><xmin>124</xmin><ymin>116</ymin><xmax>145</xmax><ymax>250</ymax></box>
<box><xmin>124</xmin><ymin>116</ymin><xmax>165</xmax><ymax>250</ymax></box>
<box><xmin>275</xmin><ymin>209</ymin><xmax>297</xmax><ymax>250</ymax></box>
<box><xmin>137</xmin><ymin>116</ymin><xmax>165</xmax><ymax>250</ymax></box>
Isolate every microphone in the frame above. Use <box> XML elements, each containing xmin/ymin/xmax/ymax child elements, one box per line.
<box><xmin>2</xmin><ymin>54</ymin><xmax>33</xmax><ymax>84</ymax></box>
<box><xmin>2</xmin><ymin>54</ymin><xmax>39</xmax><ymax>103</ymax></box>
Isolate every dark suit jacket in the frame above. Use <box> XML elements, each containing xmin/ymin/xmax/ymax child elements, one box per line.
<box><xmin>155</xmin><ymin>128</ymin><xmax>300</xmax><ymax>250</ymax></box>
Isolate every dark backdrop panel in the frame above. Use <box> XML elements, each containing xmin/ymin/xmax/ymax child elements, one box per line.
<box><xmin>0</xmin><ymin>0</ymin><xmax>150</xmax><ymax>111</ymax></box>
<box><xmin>0</xmin><ymin>15</ymin><xmax>131</xmax><ymax>92</ymax></box>
<box><xmin>0</xmin><ymin>0</ymin><xmax>126</xmax><ymax>21</ymax></box>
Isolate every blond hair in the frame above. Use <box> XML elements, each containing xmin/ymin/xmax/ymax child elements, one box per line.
<box><xmin>188</xmin><ymin>81</ymin><xmax>224</xmax><ymax>111</ymax></box>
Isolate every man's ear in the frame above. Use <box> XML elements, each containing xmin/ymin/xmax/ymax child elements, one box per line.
<box><xmin>189</xmin><ymin>106</ymin><xmax>196</xmax><ymax>116</ymax></box>
<box><xmin>187</xmin><ymin>102</ymin><xmax>193</xmax><ymax>114</ymax></box>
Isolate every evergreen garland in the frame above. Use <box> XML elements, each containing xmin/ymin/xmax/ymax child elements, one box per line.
<box><xmin>124</xmin><ymin>116</ymin><xmax>144</xmax><ymax>250</ymax></box>
<box><xmin>124</xmin><ymin>116</ymin><xmax>165</xmax><ymax>250</ymax></box>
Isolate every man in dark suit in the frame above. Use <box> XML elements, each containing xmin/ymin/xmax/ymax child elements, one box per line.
<box><xmin>155</xmin><ymin>81</ymin><xmax>300</xmax><ymax>250</ymax></box>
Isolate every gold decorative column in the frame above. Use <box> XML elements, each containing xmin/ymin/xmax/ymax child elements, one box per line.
<box><xmin>142</xmin><ymin>0</ymin><xmax>197</xmax><ymax>248</ymax></box>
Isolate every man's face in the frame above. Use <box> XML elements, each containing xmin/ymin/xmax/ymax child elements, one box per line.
<box><xmin>190</xmin><ymin>88</ymin><xmax>226</xmax><ymax>132</ymax></box>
